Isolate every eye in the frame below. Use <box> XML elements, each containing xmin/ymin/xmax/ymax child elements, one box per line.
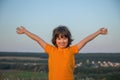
<box><xmin>63</xmin><ymin>36</ymin><xmax>67</xmax><ymax>39</ymax></box>
<box><xmin>57</xmin><ymin>37</ymin><xmax>60</xmax><ymax>40</ymax></box>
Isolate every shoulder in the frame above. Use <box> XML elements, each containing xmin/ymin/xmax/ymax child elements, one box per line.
<box><xmin>69</xmin><ymin>44</ymin><xmax>79</xmax><ymax>54</ymax></box>
<box><xmin>45</xmin><ymin>43</ymin><xmax>56</xmax><ymax>50</ymax></box>
<box><xmin>70</xmin><ymin>44</ymin><xmax>78</xmax><ymax>49</ymax></box>
<box><xmin>44</xmin><ymin>43</ymin><xmax>56</xmax><ymax>53</ymax></box>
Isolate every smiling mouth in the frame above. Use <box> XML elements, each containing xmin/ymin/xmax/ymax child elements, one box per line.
<box><xmin>59</xmin><ymin>44</ymin><xmax>67</xmax><ymax>48</ymax></box>
<box><xmin>60</xmin><ymin>43</ymin><xmax>66</xmax><ymax>45</ymax></box>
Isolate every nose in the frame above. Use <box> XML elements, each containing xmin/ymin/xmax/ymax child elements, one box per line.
<box><xmin>60</xmin><ymin>38</ymin><xmax>65</xmax><ymax>42</ymax></box>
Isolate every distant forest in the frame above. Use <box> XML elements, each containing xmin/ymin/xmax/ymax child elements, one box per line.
<box><xmin>0</xmin><ymin>52</ymin><xmax>120</xmax><ymax>62</ymax></box>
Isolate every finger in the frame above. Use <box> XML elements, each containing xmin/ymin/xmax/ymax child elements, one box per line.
<box><xmin>20</xmin><ymin>26</ymin><xmax>24</xmax><ymax>28</ymax></box>
<box><xmin>100</xmin><ymin>28</ymin><xmax>105</xmax><ymax>30</ymax></box>
<box><xmin>16</xmin><ymin>30</ymin><xmax>23</xmax><ymax>34</ymax></box>
<box><xmin>16</xmin><ymin>27</ymin><xmax>21</xmax><ymax>31</ymax></box>
<box><xmin>16</xmin><ymin>30</ymin><xmax>20</xmax><ymax>34</ymax></box>
<box><xmin>20</xmin><ymin>26</ymin><xmax>25</xmax><ymax>29</ymax></box>
<box><xmin>16</xmin><ymin>27</ymin><xmax>19</xmax><ymax>30</ymax></box>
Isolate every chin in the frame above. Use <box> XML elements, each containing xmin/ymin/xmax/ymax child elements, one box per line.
<box><xmin>60</xmin><ymin>46</ymin><xmax>67</xmax><ymax>48</ymax></box>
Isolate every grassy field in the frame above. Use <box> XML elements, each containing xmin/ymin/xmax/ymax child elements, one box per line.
<box><xmin>1</xmin><ymin>70</ymin><xmax>120</xmax><ymax>80</ymax></box>
<box><xmin>0</xmin><ymin>70</ymin><xmax>48</xmax><ymax>80</ymax></box>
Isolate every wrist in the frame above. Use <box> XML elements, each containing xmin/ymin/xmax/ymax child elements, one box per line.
<box><xmin>96</xmin><ymin>29</ymin><xmax>101</xmax><ymax>35</ymax></box>
<box><xmin>24</xmin><ymin>29</ymin><xmax>28</xmax><ymax>34</ymax></box>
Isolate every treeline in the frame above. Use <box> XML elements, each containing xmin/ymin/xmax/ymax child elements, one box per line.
<box><xmin>75</xmin><ymin>53</ymin><xmax>120</xmax><ymax>63</ymax></box>
<box><xmin>0</xmin><ymin>52</ymin><xmax>120</xmax><ymax>62</ymax></box>
<box><xmin>1</xmin><ymin>52</ymin><xmax>120</xmax><ymax>64</ymax></box>
<box><xmin>0</xmin><ymin>52</ymin><xmax>48</xmax><ymax>58</ymax></box>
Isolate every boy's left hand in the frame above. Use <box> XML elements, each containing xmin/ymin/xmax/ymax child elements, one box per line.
<box><xmin>16</xmin><ymin>26</ymin><xmax>26</xmax><ymax>34</ymax></box>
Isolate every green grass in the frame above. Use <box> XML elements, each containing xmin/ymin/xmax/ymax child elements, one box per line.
<box><xmin>0</xmin><ymin>70</ymin><xmax>48</xmax><ymax>80</ymax></box>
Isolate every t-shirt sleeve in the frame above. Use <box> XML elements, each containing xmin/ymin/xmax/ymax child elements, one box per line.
<box><xmin>44</xmin><ymin>43</ymin><xmax>53</xmax><ymax>54</ymax></box>
<box><xmin>71</xmin><ymin>44</ymin><xmax>79</xmax><ymax>55</ymax></box>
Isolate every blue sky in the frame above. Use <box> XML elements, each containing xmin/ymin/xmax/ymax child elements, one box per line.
<box><xmin>0</xmin><ymin>0</ymin><xmax>120</xmax><ymax>53</ymax></box>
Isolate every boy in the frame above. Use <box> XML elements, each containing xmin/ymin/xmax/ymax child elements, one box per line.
<box><xmin>16</xmin><ymin>25</ymin><xmax>107</xmax><ymax>80</ymax></box>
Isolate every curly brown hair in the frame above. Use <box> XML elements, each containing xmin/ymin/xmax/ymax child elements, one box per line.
<box><xmin>52</xmin><ymin>25</ymin><xmax>73</xmax><ymax>47</ymax></box>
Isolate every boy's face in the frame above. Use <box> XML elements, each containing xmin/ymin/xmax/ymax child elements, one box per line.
<box><xmin>56</xmin><ymin>35</ymin><xmax>68</xmax><ymax>48</ymax></box>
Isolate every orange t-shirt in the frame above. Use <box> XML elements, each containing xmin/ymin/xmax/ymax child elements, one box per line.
<box><xmin>45</xmin><ymin>43</ymin><xmax>79</xmax><ymax>80</ymax></box>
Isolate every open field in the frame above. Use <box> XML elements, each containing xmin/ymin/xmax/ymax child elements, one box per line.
<box><xmin>0</xmin><ymin>70</ymin><xmax>47</xmax><ymax>80</ymax></box>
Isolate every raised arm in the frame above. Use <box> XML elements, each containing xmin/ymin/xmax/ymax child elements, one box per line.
<box><xmin>76</xmin><ymin>28</ymin><xmax>108</xmax><ymax>51</ymax></box>
<box><xmin>16</xmin><ymin>26</ymin><xmax>46</xmax><ymax>49</ymax></box>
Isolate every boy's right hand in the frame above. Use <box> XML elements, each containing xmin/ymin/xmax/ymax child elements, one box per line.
<box><xmin>99</xmin><ymin>28</ymin><xmax>108</xmax><ymax>35</ymax></box>
<box><xmin>16</xmin><ymin>26</ymin><xmax>26</xmax><ymax>34</ymax></box>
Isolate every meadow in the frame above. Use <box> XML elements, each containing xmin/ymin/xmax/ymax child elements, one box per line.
<box><xmin>0</xmin><ymin>70</ymin><xmax>47</xmax><ymax>80</ymax></box>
